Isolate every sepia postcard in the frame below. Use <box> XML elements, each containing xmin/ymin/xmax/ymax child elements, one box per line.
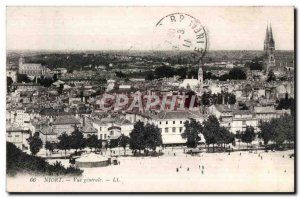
<box><xmin>6</xmin><ymin>6</ymin><xmax>295</xmax><ymax>193</ymax></box>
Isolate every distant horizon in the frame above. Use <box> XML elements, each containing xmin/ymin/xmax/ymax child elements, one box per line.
<box><xmin>7</xmin><ymin>49</ymin><xmax>294</xmax><ymax>53</ymax></box>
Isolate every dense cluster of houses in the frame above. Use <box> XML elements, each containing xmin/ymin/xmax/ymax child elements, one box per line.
<box><xmin>6</xmin><ymin>55</ymin><xmax>293</xmax><ymax>151</ymax></box>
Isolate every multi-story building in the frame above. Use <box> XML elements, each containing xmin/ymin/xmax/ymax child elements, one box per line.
<box><xmin>6</xmin><ymin>123</ymin><xmax>30</xmax><ymax>150</ymax></box>
<box><xmin>18</xmin><ymin>57</ymin><xmax>46</xmax><ymax>77</ymax></box>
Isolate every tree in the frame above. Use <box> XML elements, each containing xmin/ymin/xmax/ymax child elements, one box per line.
<box><xmin>108</xmin><ymin>139</ymin><xmax>118</xmax><ymax>151</ymax></box>
<box><xmin>201</xmin><ymin>92</ymin><xmax>211</xmax><ymax>106</ymax></box>
<box><xmin>202</xmin><ymin>115</ymin><xmax>220</xmax><ymax>152</ymax></box>
<box><xmin>45</xmin><ymin>141</ymin><xmax>56</xmax><ymax>155</ymax></box>
<box><xmin>228</xmin><ymin>68</ymin><xmax>247</xmax><ymax>80</ymax></box>
<box><xmin>27</xmin><ymin>132</ymin><xmax>43</xmax><ymax>155</ymax></box>
<box><xmin>57</xmin><ymin>84</ymin><xmax>64</xmax><ymax>95</ymax></box>
<box><xmin>17</xmin><ymin>74</ymin><xmax>31</xmax><ymax>83</ymax></box>
<box><xmin>145</xmin><ymin>72</ymin><xmax>155</xmax><ymax>81</ymax></box>
<box><xmin>267</xmin><ymin>70</ymin><xmax>276</xmax><ymax>82</ymax></box>
<box><xmin>258</xmin><ymin>121</ymin><xmax>274</xmax><ymax>146</ymax></box>
<box><xmin>276</xmin><ymin>94</ymin><xmax>294</xmax><ymax>110</ymax></box>
<box><xmin>70</xmin><ymin>126</ymin><xmax>86</xmax><ymax>153</ymax></box>
<box><xmin>241</xmin><ymin>126</ymin><xmax>256</xmax><ymax>147</ymax></box>
<box><xmin>118</xmin><ymin>134</ymin><xmax>129</xmax><ymax>155</ymax></box>
<box><xmin>235</xmin><ymin>130</ymin><xmax>242</xmax><ymax>147</ymax></box>
<box><xmin>248</xmin><ymin>60</ymin><xmax>263</xmax><ymax>70</ymax></box>
<box><xmin>53</xmin><ymin>74</ymin><xmax>58</xmax><ymax>82</ymax></box>
<box><xmin>144</xmin><ymin>123</ymin><xmax>162</xmax><ymax>151</ymax></box>
<box><xmin>154</xmin><ymin>66</ymin><xmax>175</xmax><ymax>79</ymax></box>
<box><xmin>39</xmin><ymin>76</ymin><xmax>54</xmax><ymax>87</ymax></box>
<box><xmin>129</xmin><ymin>121</ymin><xmax>162</xmax><ymax>154</ymax></box>
<box><xmin>228</xmin><ymin>93</ymin><xmax>236</xmax><ymax>104</ymax></box>
<box><xmin>7</xmin><ymin>77</ymin><xmax>13</xmax><ymax>92</ymax></box>
<box><xmin>271</xmin><ymin>115</ymin><xmax>294</xmax><ymax>148</ymax></box>
<box><xmin>129</xmin><ymin>121</ymin><xmax>146</xmax><ymax>153</ymax></box>
<box><xmin>244</xmin><ymin>84</ymin><xmax>252</xmax><ymax>98</ymax></box>
<box><xmin>86</xmin><ymin>135</ymin><xmax>98</xmax><ymax>152</ymax></box>
<box><xmin>217</xmin><ymin>126</ymin><xmax>233</xmax><ymax>148</ymax></box>
<box><xmin>57</xmin><ymin>132</ymin><xmax>71</xmax><ymax>158</ymax></box>
<box><xmin>283</xmin><ymin>115</ymin><xmax>295</xmax><ymax>149</ymax></box>
<box><xmin>181</xmin><ymin>118</ymin><xmax>203</xmax><ymax>148</ymax></box>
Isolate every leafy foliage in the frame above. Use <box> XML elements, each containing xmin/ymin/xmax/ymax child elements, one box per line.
<box><xmin>129</xmin><ymin>121</ymin><xmax>162</xmax><ymax>153</ymax></box>
<box><xmin>181</xmin><ymin>119</ymin><xmax>203</xmax><ymax>148</ymax></box>
<box><xmin>7</xmin><ymin>142</ymin><xmax>82</xmax><ymax>176</ymax></box>
<box><xmin>118</xmin><ymin>134</ymin><xmax>129</xmax><ymax>155</ymax></box>
<box><xmin>202</xmin><ymin>115</ymin><xmax>234</xmax><ymax>152</ymax></box>
<box><xmin>45</xmin><ymin>141</ymin><xmax>56</xmax><ymax>154</ymax></box>
<box><xmin>86</xmin><ymin>135</ymin><xmax>99</xmax><ymax>151</ymax></box>
<box><xmin>267</xmin><ymin>70</ymin><xmax>276</xmax><ymax>82</ymax></box>
<box><xmin>27</xmin><ymin>132</ymin><xmax>43</xmax><ymax>155</ymax></box>
<box><xmin>201</xmin><ymin>92</ymin><xmax>236</xmax><ymax>106</ymax></box>
<box><xmin>70</xmin><ymin>126</ymin><xmax>86</xmax><ymax>152</ymax></box>
<box><xmin>257</xmin><ymin>115</ymin><xmax>294</xmax><ymax>149</ymax></box>
<box><xmin>17</xmin><ymin>74</ymin><xmax>31</xmax><ymax>83</ymax></box>
<box><xmin>57</xmin><ymin>132</ymin><xmax>71</xmax><ymax>157</ymax></box>
<box><xmin>241</xmin><ymin>126</ymin><xmax>256</xmax><ymax>145</ymax></box>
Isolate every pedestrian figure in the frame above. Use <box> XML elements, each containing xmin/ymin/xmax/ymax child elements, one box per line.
<box><xmin>261</xmin><ymin>156</ymin><xmax>263</xmax><ymax>160</ymax></box>
<box><xmin>187</xmin><ymin>168</ymin><xmax>189</xmax><ymax>171</ymax></box>
<box><xmin>180</xmin><ymin>165</ymin><xmax>182</xmax><ymax>169</ymax></box>
<box><xmin>202</xmin><ymin>165</ymin><xmax>204</xmax><ymax>169</ymax></box>
<box><xmin>240</xmin><ymin>152</ymin><xmax>241</xmax><ymax>156</ymax></box>
<box><xmin>284</xmin><ymin>170</ymin><xmax>286</xmax><ymax>173</ymax></box>
<box><xmin>174</xmin><ymin>153</ymin><xmax>176</xmax><ymax>156</ymax></box>
<box><xmin>201</xmin><ymin>170</ymin><xmax>204</xmax><ymax>174</ymax></box>
<box><xmin>199</xmin><ymin>165</ymin><xmax>200</xmax><ymax>169</ymax></box>
<box><xmin>283</xmin><ymin>155</ymin><xmax>285</xmax><ymax>158</ymax></box>
<box><xmin>228</xmin><ymin>151</ymin><xmax>230</xmax><ymax>155</ymax></box>
<box><xmin>259</xmin><ymin>153</ymin><xmax>260</xmax><ymax>157</ymax></box>
<box><xmin>176</xmin><ymin>168</ymin><xmax>179</xmax><ymax>172</ymax></box>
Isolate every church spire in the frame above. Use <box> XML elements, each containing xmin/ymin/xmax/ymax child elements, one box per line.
<box><xmin>269</xmin><ymin>24</ymin><xmax>274</xmax><ymax>40</ymax></box>
<box><xmin>268</xmin><ymin>23</ymin><xmax>275</xmax><ymax>47</ymax></box>
<box><xmin>264</xmin><ymin>25</ymin><xmax>269</xmax><ymax>43</ymax></box>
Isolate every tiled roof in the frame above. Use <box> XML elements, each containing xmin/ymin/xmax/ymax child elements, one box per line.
<box><xmin>53</xmin><ymin>115</ymin><xmax>80</xmax><ymax>125</ymax></box>
<box><xmin>157</xmin><ymin>110</ymin><xmax>202</xmax><ymax>120</ymax></box>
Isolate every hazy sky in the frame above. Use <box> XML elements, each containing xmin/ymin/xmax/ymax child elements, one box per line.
<box><xmin>6</xmin><ymin>6</ymin><xmax>294</xmax><ymax>51</ymax></box>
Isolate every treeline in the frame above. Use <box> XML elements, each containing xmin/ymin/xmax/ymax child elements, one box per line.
<box><xmin>25</xmin><ymin>53</ymin><xmax>112</xmax><ymax>72</ymax></box>
<box><xmin>15</xmin><ymin>73</ymin><xmax>57</xmax><ymax>87</ymax></box>
<box><xmin>28</xmin><ymin>123</ymin><xmax>162</xmax><ymax>157</ymax></box>
<box><xmin>6</xmin><ymin>142</ymin><xmax>82</xmax><ymax>176</ymax></box>
<box><xmin>129</xmin><ymin>121</ymin><xmax>162</xmax><ymax>155</ymax></box>
<box><xmin>259</xmin><ymin>115</ymin><xmax>294</xmax><ymax>149</ymax></box>
<box><xmin>276</xmin><ymin>94</ymin><xmax>295</xmax><ymax>117</ymax></box>
<box><xmin>201</xmin><ymin>92</ymin><xmax>236</xmax><ymax>106</ymax></box>
<box><xmin>181</xmin><ymin>116</ymin><xmax>235</xmax><ymax>152</ymax></box>
<box><xmin>115</xmin><ymin>66</ymin><xmax>247</xmax><ymax>81</ymax></box>
<box><xmin>245</xmin><ymin>56</ymin><xmax>264</xmax><ymax>71</ymax></box>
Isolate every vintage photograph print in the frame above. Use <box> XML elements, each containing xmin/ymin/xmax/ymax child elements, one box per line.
<box><xmin>6</xmin><ymin>6</ymin><xmax>295</xmax><ymax>192</ymax></box>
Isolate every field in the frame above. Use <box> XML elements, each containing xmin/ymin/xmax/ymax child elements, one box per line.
<box><xmin>7</xmin><ymin>149</ymin><xmax>294</xmax><ymax>192</ymax></box>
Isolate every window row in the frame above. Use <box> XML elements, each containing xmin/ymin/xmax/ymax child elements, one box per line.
<box><xmin>159</xmin><ymin>120</ymin><xmax>184</xmax><ymax>125</ymax></box>
<box><xmin>160</xmin><ymin>127</ymin><xmax>183</xmax><ymax>133</ymax></box>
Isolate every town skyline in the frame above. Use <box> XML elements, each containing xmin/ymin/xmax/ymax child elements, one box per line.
<box><xmin>7</xmin><ymin>7</ymin><xmax>294</xmax><ymax>51</ymax></box>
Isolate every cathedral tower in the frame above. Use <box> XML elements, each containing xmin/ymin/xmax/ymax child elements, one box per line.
<box><xmin>264</xmin><ymin>24</ymin><xmax>276</xmax><ymax>73</ymax></box>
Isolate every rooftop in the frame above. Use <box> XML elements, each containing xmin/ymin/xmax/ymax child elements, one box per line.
<box><xmin>53</xmin><ymin>115</ymin><xmax>80</xmax><ymax>125</ymax></box>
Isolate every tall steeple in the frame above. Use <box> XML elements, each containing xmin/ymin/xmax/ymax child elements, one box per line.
<box><xmin>265</xmin><ymin>26</ymin><xmax>269</xmax><ymax>43</ymax></box>
<box><xmin>264</xmin><ymin>25</ymin><xmax>269</xmax><ymax>51</ymax></box>
<box><xmin>269</xmin><ymin>24</ymin><xmax>275</xmax><ymax>48</ymax></box>
<box><xmin>264</xmin><ymin>23</ymin><xmax>276</xmax><ymax>73</ymax></box>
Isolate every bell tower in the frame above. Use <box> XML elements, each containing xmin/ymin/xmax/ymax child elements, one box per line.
<box><xmin>264</xmin><ymin>24</ymin><xmax>276</xmax><ymax>73</ymax></box>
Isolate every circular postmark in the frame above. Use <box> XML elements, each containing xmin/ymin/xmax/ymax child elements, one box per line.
<box><xmin>152</xmin><ymin>13</ymin><xmax>208</xmax><ymax>64</ymax></box>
